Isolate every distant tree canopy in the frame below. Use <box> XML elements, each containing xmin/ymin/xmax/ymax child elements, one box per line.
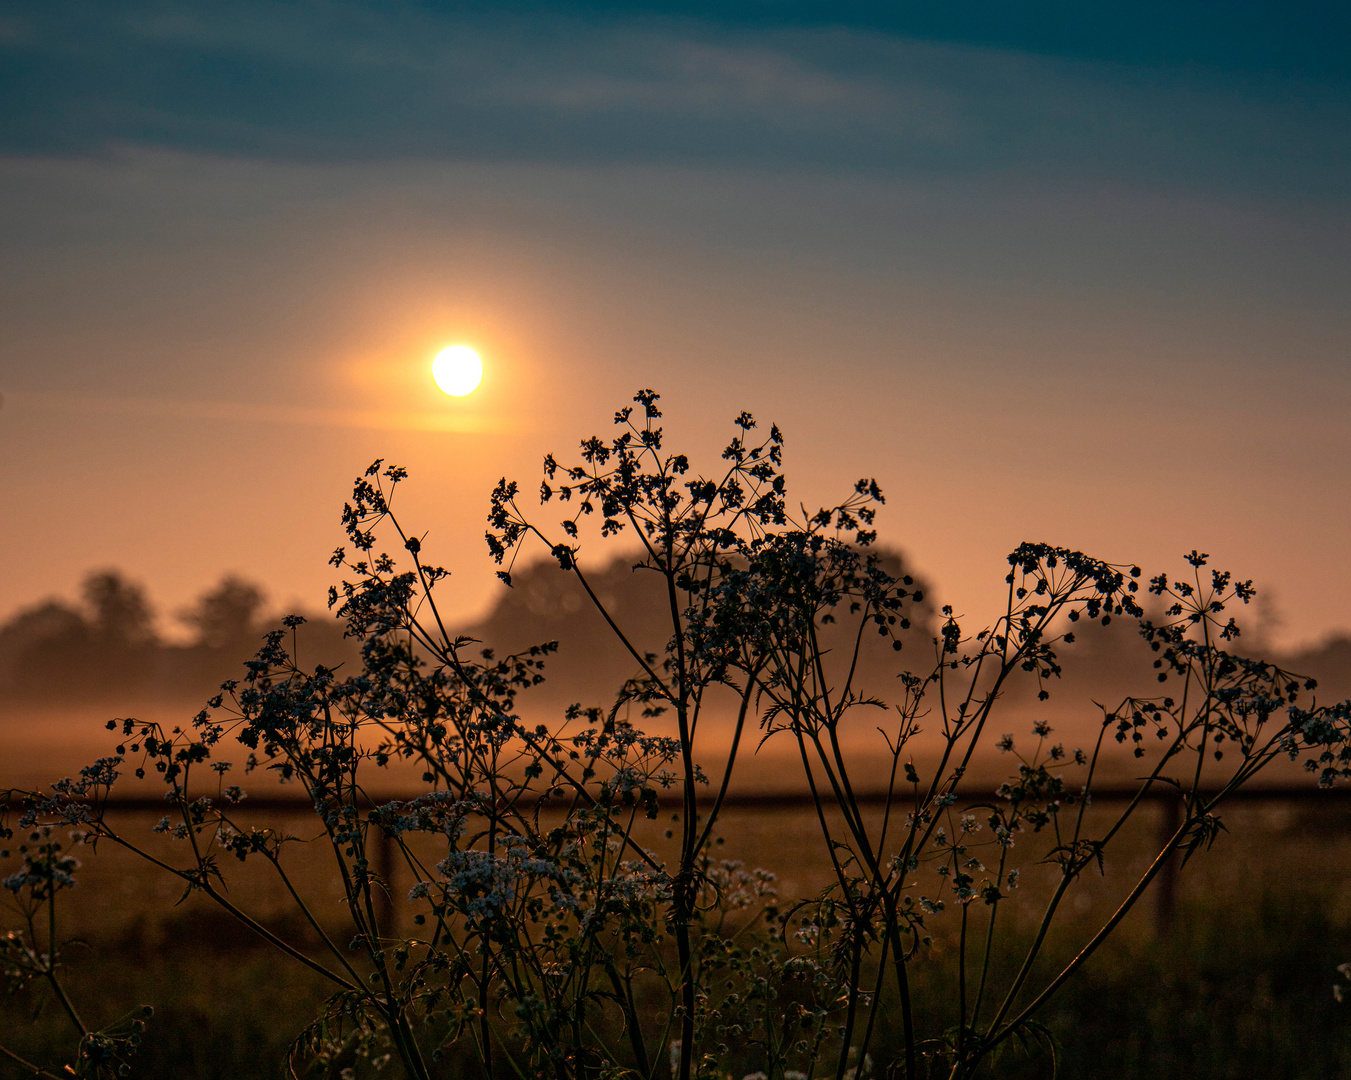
<box><xmin>463</xmin><ymin>547</ymin><xmax>939</xmax><ymax>720</ymax></box>
<box><xmin>3</xmin><ymin>560</ymin><xmax>1350</xmax><ymax>714</ymax></box>
<box><xmin>0</xmin><ymin>571</ymin><xmax>159</xmax><ymax>699</ymax></box>
<box><xmin>0</xmin><ymin>572</ymin><xmax>348</xmax><ymax>706</ymax></box>
<box><xmin>177</xmin><ymin>575</ymin><xmax>266</xmax><ymax>652</ymax></box>
<box><xmin>83</xmin><ymin>571</ymin><xmax>157</xmax><ymax>650</ymax></box>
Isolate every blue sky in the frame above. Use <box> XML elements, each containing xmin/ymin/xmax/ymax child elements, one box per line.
<box><xmin>3</xmin><ymin>1</ymin><xmax>1348</xmax><ymax>196</ymax></box>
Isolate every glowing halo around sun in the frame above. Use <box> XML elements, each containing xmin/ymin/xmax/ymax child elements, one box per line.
<box><xmin>432</xmin><ymin>345</ymin><xmax>483</xmax><ymax>397</ymax></box>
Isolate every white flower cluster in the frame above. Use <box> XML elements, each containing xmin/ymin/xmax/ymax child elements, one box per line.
<box><xmin>2</xmin><ymin>853</ymin><xmax>80</xmax><ymax>896</ymax></box>
<box><xmin>434</xmin><ymin>836</ymin><xmax>584</xmax><ymax>928</ymax></box>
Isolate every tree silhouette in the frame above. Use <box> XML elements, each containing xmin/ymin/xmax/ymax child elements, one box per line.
<box><xmin>82</xmin><ymin>571</ymin><xmax>156</xmax><ymax>650</ymax></box>
<box><xmin>179</xmin><ymin>575</ymin><xmax>265</xmax><ymax>651</ymax></box>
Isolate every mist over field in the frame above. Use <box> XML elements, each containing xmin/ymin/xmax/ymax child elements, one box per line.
<box><xmin>6</xmin><ymin>552</ymin><xmax>1350</xmax><ymax>791</ymax></box>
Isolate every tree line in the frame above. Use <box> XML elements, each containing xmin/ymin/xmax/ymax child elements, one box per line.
<box><xmin>0</xmin><ymin>572</ymin><xmax>352</xmax><ymax>704</ymax></box>
<box><xmin>5</xmin><ymin>558</ymin><xmax>1351</xmax><ymax>713</ymax></box>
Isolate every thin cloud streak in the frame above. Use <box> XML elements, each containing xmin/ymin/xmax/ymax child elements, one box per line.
<box><xmin>6</xmin><ymin>389</ymin><xmax>507</xmax><ymax>435</ymax></box>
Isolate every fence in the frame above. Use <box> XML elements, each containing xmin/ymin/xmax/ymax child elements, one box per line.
<box><xmin>7</xmin><ymin>784</ymin><xmax>1350</xmax><ymax>928</ymax></box>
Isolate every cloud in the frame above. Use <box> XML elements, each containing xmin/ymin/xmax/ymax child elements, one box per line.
<box><xmin>6</xmin><ymin>389</ymin><xmax>506</xmax><ymax>435</ymax></box>
<box><xmin>1</xmin><ymin>1</ymin><xmax>1348</xmax><ymax>201</ymax></box>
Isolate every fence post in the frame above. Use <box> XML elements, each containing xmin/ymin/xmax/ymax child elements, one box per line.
<box><xmin>376</xmin><ymin>830</ymin><xmax>397</xmax><ymax>930</ymax></box>
<box><xmin>1155</xmin><ymin>794</ymin><xmax>1181</xmax><ymax>930</ymax></box>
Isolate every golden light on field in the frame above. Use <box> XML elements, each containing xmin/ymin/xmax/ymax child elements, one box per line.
<box><xmin>432</xmin><ymin>345</ymin><xmax>483</xmax><ymax>397</ymax></box>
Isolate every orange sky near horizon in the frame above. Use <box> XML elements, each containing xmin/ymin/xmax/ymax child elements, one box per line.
<box><xmin>2</xmin><ymin>154</ymin><xmax>1349</xmax><ymax>651</ymax></box>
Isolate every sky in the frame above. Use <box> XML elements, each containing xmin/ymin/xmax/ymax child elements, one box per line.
<box><xmin>1</xmin><ymin>0</ymin><xmax>1349</xmax><ymax>649</ymax></box>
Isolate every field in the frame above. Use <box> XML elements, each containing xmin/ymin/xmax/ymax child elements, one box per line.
<box><xmin>3</xmin><ymin>793</ymin><xmax>1349</xmax><ymax>1079</ymax></box>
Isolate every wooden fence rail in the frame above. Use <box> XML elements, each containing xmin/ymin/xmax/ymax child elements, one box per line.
<box><xmin>6</xmin><ymin>785</ymin><xmax>1349</xmax><ymax>928</ymax></box>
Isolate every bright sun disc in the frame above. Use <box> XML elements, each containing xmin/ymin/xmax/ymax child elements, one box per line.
<box><xmin>432</xmin><ymin>345</ymin><xmax>483</xmax><ymax>397</ymax></box>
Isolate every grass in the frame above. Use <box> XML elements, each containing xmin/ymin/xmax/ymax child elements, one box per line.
<box><xmin>1012</xmin><ymin>893</ymin><xmax>1350</xmax><ymax>1079</ymax></box>
<box><xmin>3</xmin><ymin>802</ymin><xmax>1349</xmax><ymax>1079</ymax></box>
<box><xmin>1</xmin><ymin>923</ymin><xmax>332</xmax><ymax>1080</ymax></box>
<box><xmin>3</xmin><ymin>888</ymin><xmax>1345</xmax><ymax>1079</ymax></box>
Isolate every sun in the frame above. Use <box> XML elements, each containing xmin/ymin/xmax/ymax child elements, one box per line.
<box><xmin>432</xmin><ymin>345</ymin><xmax>483</xmax><ymax>397</ymax></box>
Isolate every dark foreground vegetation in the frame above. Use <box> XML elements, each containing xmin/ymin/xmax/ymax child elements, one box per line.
<box><xmin>3</xmin><ymin>391</ymin><xmax>1350</xmax><ymax>1079</ymax></box>
<box><xmin>3</xmin><ymin>816</ymin><xmax>1348</xmax><ymax>1080</ymax></box>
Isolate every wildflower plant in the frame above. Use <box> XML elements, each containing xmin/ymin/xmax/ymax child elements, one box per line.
<box><xmin>0</xmin><ymin>824</ymin><xmax>153</xmax><ymax>1079</ymax></box>
<box><xmin>3</xmin><ymin>389</ymin><xmax>1350</xmax><ymax>1079</ymax></box>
